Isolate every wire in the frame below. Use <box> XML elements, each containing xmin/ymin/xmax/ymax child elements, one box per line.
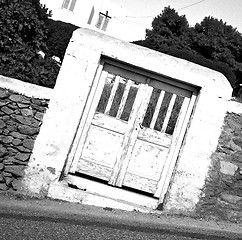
<box><xmin>114</xmin><ymin>16</ymin><xmax>148</xmax><ymax>28</ymax></box>
<box><xmin>126</xmin><ymin>15</ymin><xmax>154</xmax><ymax>19</ymax></box>
<box><xmin>177</xmin><ymin>0</ymin><xmax>206</xmax><ymax>11</ymax></box>
<box><xmin>125</xmin><ymin>0</ymin><xmax>207</xmax><ymax>19</ymax></box>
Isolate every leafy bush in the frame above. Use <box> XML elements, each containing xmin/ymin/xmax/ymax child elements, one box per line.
<box><xmin>46</xmin><ymin>19</ymin><xmax>79</xmax><ymax>62</ymax></box>
<box><xmin>0</xmin><ymin>0</ymin><xmax>59</xmax><ymax>88</ymax></box>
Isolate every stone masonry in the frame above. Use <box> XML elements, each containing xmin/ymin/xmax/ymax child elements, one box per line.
<box><xmin>196</xmin><ymin>109</ymin><xmax>242</xmax><ymax>223</ymax></box>
<box><xmin>0</xmin><ymin>88</ymin><xmax>48</xmax><ymax>191</ymax></box>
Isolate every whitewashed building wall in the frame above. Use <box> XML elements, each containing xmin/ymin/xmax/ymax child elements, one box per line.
<box><xmin>40</xmin><ymin>0</ymin><xmax>127</xmax><ymax>40</ymax></box>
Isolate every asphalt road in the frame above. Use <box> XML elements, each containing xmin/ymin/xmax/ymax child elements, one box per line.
<box><xmin>0</xmin><ymin>214</ymin><xmax>212</xmax><ymax>240</ymax></box>
<box><xmin>0</xmin><ymin>211</ymin><xmax>239</xmax><ymax>240</ymax></box>
<box><xmin>0</xmin><ymin>193</ymin><xmax>241</xmax><ymax>240</ymax></box>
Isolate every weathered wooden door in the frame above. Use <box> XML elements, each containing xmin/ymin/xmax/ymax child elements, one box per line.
<box><xmin>69</xmin><ymin>61</ymin><xmax>196</xmax><ymax>197</ymax></box>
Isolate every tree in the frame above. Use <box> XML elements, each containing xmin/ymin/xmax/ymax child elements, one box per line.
<box><xmin>46</xmin><ymin>19</ymin><xmax>79</xmax><ymax>62</ymax></box>
<box><xmin>144</xmin><ymin>6</ymin><xmax>193</xmax><ymax>53</ymax></box>
<box><xmin>0</xmin><ymin>0</ymin><xmax>59</xmax><ymax>88</ymax></box>
<box><xmin>192</xmin><ymin>17</ymin><xmax>242</xmax><ymax>95</ymax></box>
<box><xmin>134</xmin><ymin>7</ymin><xmax>242</xmax><ymax>97</ymax></box>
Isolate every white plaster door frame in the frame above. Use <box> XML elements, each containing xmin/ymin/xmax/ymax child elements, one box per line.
<box><xmin>64</xmin><ymin>61</ymin><xmax>106</xmax><ymax>176</ymax></box>
<box><xmin>68</xmin><ymin>58</ymin><xmax>198</xmax><ymax>202</ymax></box>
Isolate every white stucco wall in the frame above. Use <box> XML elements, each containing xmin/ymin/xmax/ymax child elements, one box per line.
<box><xmin>228</xmin><ymin>100</ymin><xmax>242</xmax><ymax>114</ymax></box>
<box><xmin>22</xmin><ymin>28</ymin><xmax>232</xmax><ymax>211</ymax></box>
<box><xmin>0</xmin><ymin>75</ymin><xmax>53</xmax><ymax>99</ymax></box>
<box><xmin>40</xmin><ymin>0</ymin><xmax>127</xmax><ymax>40</ymax></box>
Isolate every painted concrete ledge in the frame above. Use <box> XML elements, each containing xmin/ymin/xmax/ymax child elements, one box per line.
<box><xmin>0</xmin><ymin>75</ymin><xmax>53</xmax><ymax>99</ymax></box>
<box><xmin>228</xmin><ymin>100</ymin><xmax>242</xmax><ymax>114</ymax></box>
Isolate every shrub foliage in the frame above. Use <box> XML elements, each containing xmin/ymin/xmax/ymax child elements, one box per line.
<box><xmin>134</xmin><ymin>7</ymin><xmax>242</xmax><ymax>97</ymax></box>
<box><xmin>46</xmin><ymin>19</ymin><xmax>78</xmax><ymax>62</ymax></box>
<box><xmin>0</xmin><ymin>0</ymin><xmax>59</xmax><ymax>88</ymax></box>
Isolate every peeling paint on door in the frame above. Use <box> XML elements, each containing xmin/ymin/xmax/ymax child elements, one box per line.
<box><xmin>68</xmin><ymin>59</ymin><xmax>197</xmax><ymax>203</ymax></box>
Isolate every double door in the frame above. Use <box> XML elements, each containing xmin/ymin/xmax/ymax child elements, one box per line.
<box><xmin>69</xmin><ymin>61</ymin><xmax>196</xmax><ymax>198</ymax></box>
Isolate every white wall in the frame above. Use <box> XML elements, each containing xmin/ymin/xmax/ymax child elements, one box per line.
<box><xmin>40</xmin><ymin>0</ymin><xmax>128</xmax><ymax>41</ymax></box>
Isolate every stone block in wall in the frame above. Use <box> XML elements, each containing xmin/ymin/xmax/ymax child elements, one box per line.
<box><xmin>0</xmin><ymin>174</ymin><xmax>4</xmax><ymax>182</ymax></box>
<box><xmin>10</xmin><ymin>131</ymin><xmax>26</xmax><ymax>139</ymax></box>
<box><xmin>220</xmin><ymin>193</ymin><xmax>242</xmax><ymax>204</ymax></box>
<box><xmin>220</xmin><ymin>161</ymin><xmax>238</xmax><ymax>175</ymax></box>
<box><xmin>12</xmin><ymin>115</ymin><xmax>39</xmax><ymax>127</ymax></box>
<box><xmin>15</xmin><ymin>153</ymin><xmax>31</xmax><ymax>162</ymax></box>
<box><xmin>9</xmin><ymin>94</ymin><xmax>29</xmax><ymax>103</ymax></box>
<box><xmin>15</xmin><ymin>146</ymin><xmax>31</xmax><ymax>153</ymax></box>
<box><xmin>5</xmin><ymin>177</ymin><xmax>13</xmax><ymax>187</ymax></box>
<box><xmin>34</xmin><ymin>112</ymin><xmax>45</xmax><ymax>121</ymax></box>
<box><xmin>231</xmin><ymin>151</ymin><xmax>242</xmax><ymax>164</ymax></box>
<box><xmin>12</xmin><ymin>179</ymin><xmax>22</xmax><ymax>191</ymax></box>
<box><xmin>0</xmin><ymin>136</ymin><xmax>13</xmax><ymax>144</ymax></box>
<box><xmin>12</xmin><ymin>139</ymin><xmax>22</xmax><ymax>146</ymax></box>
<box><xmin>4</xmin><ymin>165</ymin><xmax>26</xmax><ymax>178</ymax></box>
<box><xmin>3</xmin><ymin>157</ymin><xmax>15</xmax><ymax>165</ymax></box>
<box><xmin>21</xmin><ymin>109</ymin><xmax>33</xmax><ymax>117</ymax></box>
<box><xmin>0</xmin><ymin>120</ymin><xmax>6</xmax><ymax>128</ymax></box>
<box><xmin>17</xmin><ymin>103</ymin><xmax>29</xmax><ymax>108</ymax></box>
<box><xmin>0</xmin><ymin>89</ymin><xmax>10</xmax><ymax>99</ymax></box>
<box><xmin>0</xmin><ymin>163</ymin><xmax>4</xmax><ymax>171</ymax></box>
<box><xmin>1</xmin><ymin>106</ymin><xmax>14</xmax><ymax>115</ymax></box>
<box><xmin>233</xmin><ymin>138</ymin><xmax>242</xmax><ymax>149</ymax></box>
<box><xmin>0</xmin><ymin>184</ymin><xmax>8</xmax><ymax>191</ymax></box>
<box><xmin>18</xmin><ymin>125</ymin><xmax>39</xmax><ymax>135</ymax></box>
<box><xmin>22</xmin><ymin>139</ymin><xmax>35</xmax><ymax>150</ymax></box>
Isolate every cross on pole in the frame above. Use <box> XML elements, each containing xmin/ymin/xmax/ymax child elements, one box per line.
<box><xmin>96</xmin><ymin>10</ymin><xmax>111</xmax><ymax>31</ymax></box>
<box><xmin>100</xmin><ymin>10</ymin><xmax>111</xmax><ymax>19</ymax></box>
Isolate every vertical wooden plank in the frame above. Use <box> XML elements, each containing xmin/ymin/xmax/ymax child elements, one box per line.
<box><xmin>104</xmin><ymin>75</ymin><xmax>120</xmax><ymax>114</ymax></box>
<box><xmin>154</xmin><ymin>92</ymin><xmax>197</xmax><ymax>200</ymax></box>
<box><xmin>150</xmin><ymin>90</ymin><xmax>165</xmax><ymax>129</ymax></box>
<box><xmin>69</xmin><ymin>70</ymin><xmax>109</xmax><ymax>173</ymax></box>
<box><xmin>108</xmin><ymin>83</ymin><xmax>146</xmax><ymax>185</ymax></box>
<box><xmin>112</xmin><ymin>84</ymin><xmax>154</xmax><ymax>187</ymax></box>
<box><xmin>161</xmin><ymin>94</ymin><xmax>176</xmax><ymax>133</ymax></box>
<box><xmin>116</xmin><ymin>80</ymin><xmax>132</xmax><ymax>119</ymax></box>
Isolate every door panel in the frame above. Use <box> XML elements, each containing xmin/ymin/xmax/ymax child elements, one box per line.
<box><xmin>125</xmin><ymin>140</ymin><xmax>169</xmax><ymax>179</ymax></box>
<box><xmin>76</xmin><ymin>158</ymin><xmax>113</xmax><ymax>181</ymax></box>
<box><xmin>70</xmin><ymin>62</ymin><xmax>196</xmax><ymax>199</ymax></box>
<box><xmin>74</xmin><ymin>67</ymin><xmax>142</xmax><ymax>181</ymax></box>
<box><xmin>119</xmin><ymin>83</ymin><xmax>188</xmax><ymax>194</ymax></box>
<box><xmin>137</xmin><ymin>128</ymin><xmax>172</xmax><ymax>147</ymax></box>
<box><xmin>122</xmin><ymin>172</ymin><xmax>158</xmax><ymax>193</ymax></box>
<box><xmin>80</xmin><ymin>125</ymin><xmax>123</xmax><ymax>166</ymax></box>
<box><xmin>92</xmin><ymin>113</ymin><xmax>127</xmax><ymax>134</ymax></box>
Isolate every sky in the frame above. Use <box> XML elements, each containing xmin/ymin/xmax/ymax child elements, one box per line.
<box><xmin>119</xmin><ymin>0</ymin><xmax>242</xmax><ymax>41</ymax></box>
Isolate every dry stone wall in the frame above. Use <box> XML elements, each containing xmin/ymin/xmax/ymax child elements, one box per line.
<box><xmin>196</xmin><ymin>104</ymin><xmax>242</xmax><ymax>223</ymax></box>
<box><xmin>0</xmin><ymin>88</ymin><xmax>48</xmax><ymax>191</ymax></box>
